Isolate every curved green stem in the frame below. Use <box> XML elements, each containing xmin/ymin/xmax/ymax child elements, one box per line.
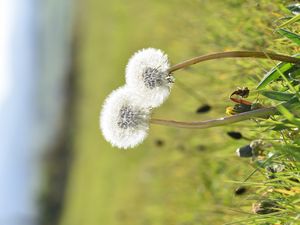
<box><xmin>168</xmin><ymin>51</ymin><xmax>300</xmax><ymax>73</ymax></box>
<box><xmin>150</xmin><ymin>107</ymin><xmax>277</xmax><ymax>129</ymax></box>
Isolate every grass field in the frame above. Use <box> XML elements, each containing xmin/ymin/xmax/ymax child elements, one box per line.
<box><xmin>59</xmin><ymin>0</ymin><xmax>299</xmax><ymax>224</ymax></box>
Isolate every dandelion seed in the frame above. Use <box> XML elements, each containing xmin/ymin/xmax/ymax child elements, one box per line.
<box><xmin>125</xmin><ymin>48</ymin><xmax>173</xmax><ymax>107</ymax></box>
<box><xmin>100</xmin><ymin>86</ymin><xmax>150</xmax><ymax>149</ymax></box>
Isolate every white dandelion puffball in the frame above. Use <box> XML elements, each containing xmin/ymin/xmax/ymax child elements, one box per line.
<box><xmin>100</xmin><ymin>86</ymin><xmax>151</xmax><ymax>149</ymax></box>
<box><xmin>125</xmin><ymin>48</ymin><xmax>173</xmax><ymax>108</ymax></box>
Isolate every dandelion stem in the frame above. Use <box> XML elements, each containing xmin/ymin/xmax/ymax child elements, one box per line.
<box><xmin>169</xmin><ymin>51</ymin><xmax>300</xmax><ymax>73</ymax></box>
<box><xmin>150</xmin><ymin>107</ymin><xmax>277</xmax><ymax>129</ymax></box>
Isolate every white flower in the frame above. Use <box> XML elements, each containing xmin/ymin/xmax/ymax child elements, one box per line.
<box><xmin>100</xmin><ymin>86</ymin><xmax>151</xmax><ymax>149</ymax></box>
<box><xmin>125</xmin><ymin>48</ymin><xmax>173</xmax><ymax>108</ymax></box>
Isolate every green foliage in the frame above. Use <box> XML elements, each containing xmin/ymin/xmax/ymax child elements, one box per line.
<box><xmin>242</xmin><ymin>41</ymin><xmax>300</xmax><ymax>224</ymax></box>
<box><xmin>260</xmin><ymin>90</ymin><xmax>294</xmax><ymax>101</ymax></box>
<box><xmin>277</xmin><ymin>28</ymin><xmax>300</xmax><ymax>46</ymax></box>
<box><xmin>256</xmin><ymin>59</ymin><xmax>300</xmax><ymax>90</ymax></box>
<box><xmin>278</xmin><ymin>14</ymin><xmax>300</xmax><ymax>28</ymax></box>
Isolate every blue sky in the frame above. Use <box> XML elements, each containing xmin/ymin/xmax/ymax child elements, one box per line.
<box><xmin>0</xmin><ymin>0</ymin><xmax>74</xmax><ymax>224</ymax></box>
<box><xmin>0</xmin><ymin>0</ymin><xmax>38</xmax><ymax>224</ymax></box>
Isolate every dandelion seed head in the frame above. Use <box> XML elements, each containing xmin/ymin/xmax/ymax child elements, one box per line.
<box><xmin>142</xmin><ymin>67</ymin><xmax>168</xmax><ymax>89</ymax></box>
<box><xmin>100</xmin><ymin>86</ymin><xmax>150</xmax><ymax>149</ymax></box>
<box><xmin>126</xmin><ymin>48</ymin><xmax>173</xmax><ymax>107</ymax></box>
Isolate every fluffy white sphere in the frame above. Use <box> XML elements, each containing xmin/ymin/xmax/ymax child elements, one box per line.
<box><xmin>100</xmin><ymin>86</ymin><xmax>151</xmax><ymax>149</ymax></box>
<box><xmin>125</xmin><ymin>48</ymin><xmax>173</xmax><ymax>108</ymax></box>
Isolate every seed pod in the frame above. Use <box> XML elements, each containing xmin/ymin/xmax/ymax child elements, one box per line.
<box><xmin>226</xmin><ymin>103</ymin><xmax>252</xmax><ymax>115</ymax></box>
<box><xmin>233</xmin><ymin>103</ymin><xmax>252</xmax><ymax>113</ymax></box>
<box><xmin>252</xmin><ymin>200</ymin><xmax>279</xmax><ymax>214</ymax></box>
<box><xmin>227</xmin><ymin>131</ymin><xmax>243</xmax><ymax>140</ymax></box>
<box><xmin>234</xmin><ymin>186</ymin><xmax>247</xmax><ymax>195</ymax></box>
<box><xmin>154</xmin><ymin>139</ymin><xmax>164</xmax><ymax>147</ymax></box>
<box><xmin>196</xmin><ymin>104</ymin><xmax>211</xmax><ymax>114</ymax></box>
<box><xmin>236</xmin><ymin>145</ymin><xmax>253</xmax><ymax>158</ymax></box>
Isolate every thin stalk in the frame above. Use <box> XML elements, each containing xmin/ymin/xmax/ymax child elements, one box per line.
<box><xmin>168</xmin><ymin>51</ymin><xmax>300</xmax><ymax>73</ymax></box>
<box><xmin>150</xmin><ymin>107</ymin><xmax>277</xmax><ymax>129</ymax></box>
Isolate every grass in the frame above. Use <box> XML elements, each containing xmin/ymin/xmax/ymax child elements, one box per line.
<box><xmin>58</xmin><ymin>0</ymin><xmax>299</xmax><ymax>225</ymax></box>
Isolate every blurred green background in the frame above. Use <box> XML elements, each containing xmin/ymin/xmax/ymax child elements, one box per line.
<box><xmin>50</xmin><ymin>0</ymin><xmax>297</xmax><ymax>225</ymax></box>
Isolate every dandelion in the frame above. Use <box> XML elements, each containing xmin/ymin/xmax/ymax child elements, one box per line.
<box><xmin>125</xmin><ymin>48</ymin><xmax>173</xmax><ymax>108</ymax></box>
<box><xmin>125</xmin><ymin>48</ymin><xmax>299</xmax><ymax>108</ymax></box>
<box><xmin>100</xmin><ymin>93</ymin><xmax>277</xmax><ymax>149</ymax></box>
<box><xmin>100</xmin><ymin>86</ymin><xmax>151</xmax><ymax>149</ymax></box>
<box><xmin>99</xmin><ymin>48</ymin><xmax>299</xmax><ymax>149</ymax></box>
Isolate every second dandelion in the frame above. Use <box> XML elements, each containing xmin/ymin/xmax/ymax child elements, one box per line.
<box><xmin>125</xmin><ymin>48</ymin><xmax>173</xmax><ymax>108</ymax></box>
<box><xmin>100</xmin><ymin>86</ymin><xmax>151</xmax><ymax>149</ymax></box>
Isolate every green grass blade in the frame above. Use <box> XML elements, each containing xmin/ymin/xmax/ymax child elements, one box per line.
<box><xmin>260</xmin><ymin>91</ymin><xmax>295</xmax><ymax>101</ymax></box>
<box><xmin>277</xmin><ymin>29</ymin><xmax>300</xmax><ymax>46</ymax></box>
<box><xmin>277</xmin><ymin>104</ymin><xmax>300</xmax><ymax>126</ymax></box>
<box><xmin>256</xmin><ymin>62</ymin><xmax>293</xmax><ymax>89</ymax></box>
<box><xmin>256</xmin><ymin>54</ymin><xmax>300</xmax><ymax>90</ymax></box>
<box><xmin>278</xmin><ymin>14</ymin><xmax>300</xmax><ymax>28</ymax></box>
<box><xmin>277</xmin><ymin>104</ymin><xmax>295</xmax><ymax>121</ymax></box>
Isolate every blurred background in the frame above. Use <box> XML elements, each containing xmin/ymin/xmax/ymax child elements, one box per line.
<box><xmin>0</xmin><ymin>0</ymin><xmax>296</xmax><ymax>225</ymax></box>
<box><xmin>0</xmin><ymin>0</ymin><xmax>73</xmax><ymax>224</ymax></box>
